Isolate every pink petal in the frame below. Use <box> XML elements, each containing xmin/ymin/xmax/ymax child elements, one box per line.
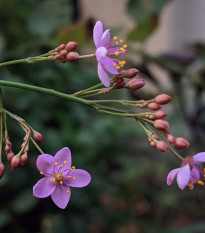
<box><xmin>95</xmin><ymin>47</ymin><xmax>107</xmax><ymax>62</ymax></box>
<box><xmin>100</xmin><ymin>29</ymin><xmax>110</xmax><ymax>47</ymax></box>
<box><xmin>167</xmin><ymin>167</ymin><xmax>181</xmax><ymax>185</ymax></box>
<box><xmin>100</xmin><ymin>57</ymin><xmax>119</xmax><ymax>75</ymax></box>
<box><xmin>191</xmin><ymin>167</ymin><xmax>200</xmax><ymax>181</ymax></box>
<box><xmin>54</xmin><ymin>147</ymin><xmax>72</xmax><ymax>170</ymax></box>
<box><xmin>36</xmin><ymin>154</ymin><xmax>55</xmax><ymax>176</ymax></box>
<box><xmin>193</xmin><ymin>152</ymin><xmax>205</xmax><ymax>163</ymax></box>
<box><xmin>64</xmin><ymin>169</ymin><xmax>91</xmax><ymax>188</ymax></box>
<box><xmin>97</xmin><ymin>63</ymin><xmax>110</xmax><ymax>87</ymax></box>
<box><xmin>51</xmin><ymin>183</ymin><xmax>71</xmax><ymax>209</ymax></box>
<box><xmin>93</xmin><ymin>21</ymin><xmax>103</xmax><ymax>48</ymax></box>
<box><xmin>176</xmin><ymin>164</ymin><xmax>190</xmax><ymax>190</ymax></box>
<box><xmin>33</xmin><ymin>177</ymin><xmax>56</xmax><ymax>198</ymax></box>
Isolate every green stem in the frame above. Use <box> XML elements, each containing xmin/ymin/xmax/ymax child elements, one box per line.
<box><xmin>0</xmin><ymin>113</ymin><xmax>3</xmax><ymax>162</ymax></box>
<box><xmin>0</xmin><ymin>89</ymin><xmax>4</xmax><ymax>113</ymax></box>
<box><xmin>0</xmin><ymin>80</ymin><xmax>92</xmax><ymax>106</ymax></box>
<box><xmin>73</xmin><ymin>83</ymin><xmax>104</xmax><ymax>97</ymax></box>
<box><xmin>78</xmin><ymin>54</ymin><xmax>95</xmax><ymax>59</ymax></box>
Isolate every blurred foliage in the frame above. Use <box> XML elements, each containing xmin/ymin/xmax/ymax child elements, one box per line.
<box><xmin>0</xmin><ymin>1</ymin><xmax>205</xmax><ymax>233</ymax></box>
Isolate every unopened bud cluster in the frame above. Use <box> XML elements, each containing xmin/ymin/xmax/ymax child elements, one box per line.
<box><xmin>52</xmin><ymin>41</ymin><xmax>79</xmax><ymax>63</ymax></box>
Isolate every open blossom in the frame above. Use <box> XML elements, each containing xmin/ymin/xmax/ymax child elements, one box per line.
<box><xmin>167</xmin><ymin>152</ymin><xmax>205</xmax><ymax>190</ymax></box>
<box><xmin>33</xmin><ymin>147</ymin><xmax>91</xmax><ymax>209</ymax></box>
<box><xmin>93</xmin><ymin>21</ymin><xmax>128</xmax><ymax>87</ymax></box>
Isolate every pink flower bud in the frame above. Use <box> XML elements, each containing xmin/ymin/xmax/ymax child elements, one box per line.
<box><xmin>33</xmin><ymin>131</ymin><xmax>44</xmax><ymax>143</ymax></box>
<box><xmin>58</xmin><ymin>44</ymin><xmax>66</xmax><ymax>50</ymax></box>
<box><xmin>174</xmin><ymin>137</ymin><xmax>190</xmax><ymax>150</ymax></box>
<box><xmin>154</xmin><ymin>119</ymin><xmax>170</xmax><ymax>130</ymax></box>
<box><xmin>60</xmin><ymin>58</ymin><xmax>67</xmax><ymax>63</ymax></box>
<box><xmin>148</xmin><ymin>115</ymin><xmax>156</xmax><ymax>120</ymax></box>
<box><xmin>155</xmin><ymin>110</ymin><xmax>167</xmax><ymax>119</ymax></box>
<box><xmin>155</xmin><ymin>94</ymin><xmax>172</xmax><ymax>105</ymax></box>
<box><xmin>156</xmin><ymin>141</ymin><xmax>168</xmax><ymax>152</ymax></box>
<box><xmin>150</xmin><ymin>141</ymin><xmax>156</xmax><ymax>147</ymax></box>
<box><xmin>20</xmin><ymin>153</ymin><xmax>28</xmax><ymax>166</ymax></box>
<box><xmin>7</xmin><ymin>152</ymin><xmax>15</xmax><ymax>162</ymax></box>
<box><xmin>11</xmin><ymin>156</ymin><xmax>21</xmax><ymax>169</ymax></box>
<box><xmin>167</xmin><ymin>134</ymin><xmax>175</xmax><ymax>144</ymax></box>
<box><xmin>0</xmin><ymin>163</ymin><xmax>5</xmax><ymax>179</ymax></box>
<box><xmin>66</xmin><ymin>52</ymin><xmax>79</xmax><ymax>62</ymax></box>
<box><xmin>5</xmin><ymin>145</ymin><xmax>10</xmax><ymax>153</ymax></box>
<box><xmin>113</xmin><ymin>80</ymin><xmax>126</xmax><ymax>89</ymax></box>
<box><xmin>103</xmin><ymin>88</ymin><xmax>111</xmax><ymax>94</ymax></box>
<box><xmin>125</xmin><ymin>78</ymin><xmax>145</xmax><ymax>91</ymax></box>
<box><xmin>141</xmin><ymin>102</ymin><xmax>148</xmax><ymax>108</ymax></box>
<box><xmin>65</xmin><ymin>41</ymin><xmax>78</xmax><ymax>51</ymax></box>
<box><xmin>148</xmin><ymin>103</ymin><xmax>161</xmax><ymax>111</ymax></box>
<box><xmin>119</xmin><ymin>68</ymin><xmax>139</xmax><ymax>79</ymax></box>
<box><xmin>59</xmin><ymin>50</ymin><xmax>68</xmax><ymax>58</ymax></box>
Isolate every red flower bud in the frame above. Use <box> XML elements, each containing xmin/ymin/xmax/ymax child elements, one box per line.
<box><xmin>66</xmin><ymin>52</ymin><xmax>79</xmax><ymax>62</ymax></box>
<box><xmin>65</xmin><ymin>41</ymin><xmax>78</xmax><ymax>51</ymax></box>
<box><xmin>155</xmin><ymin>94</ymin><xmax>172</xmax><ymax>105</ymax></box>
<box><xmin>154</xmin><ymin>119</ymin><xmax>169</xmax><ymax>130</ymax></box>
<box><xmin>155</xmin><ymin>110</ymin><xmax>167</xmax><ymax>119</ymax></box>
<box><xmin>156</xmin><ymin>141</ymin><xmax>168</xmax><ymax>152</ymax></box>
<box><xmin>20</xmin><ymin>153</ymin><xmax>28</xmax><ymax>166</ymax></box>
<box><xmin>5</xmin><ymin>145</ymin><xmax>10</xmax><ymax>153</ymax></box>
<box><xmin>0</xmin><ymin>163</ymin><xmax>5</xmax><ymax>179</ymax></box>
<box><xmin>167</xmin><ymin>134</ymin><xmax>175</xmax><ymax>144</ymax></box>
<box><xmin>33</xmin><ymin>131</ymin><xmax>44</xmax><ymax>143</ymax></box>
<box><xmin>125</xmin><ymin>78</ymin><xmax>145</xmax><ymax>91</ymax></box>
<box><xmin>174</xmin><ymin>137</ymin><xmax>190</xmax><ymax>150</ymax></box>
<box><xmin>58</xmin><ymin>44</ymin><xmax>66</xmax><ymax>50</ymax></box>
<box><xmin>119</xmin><ymin>68</ymin><xmax>139</xmax><ymax>79</ymax></box>
<box><xmin>148</xmin><ymin>115</ymin><xmax>156</xmax><ymax>120</ymax></box>
<box><xmin>11</xmin><ymin>156</ymin><xmax>21</xmax><ymax>169</ymax></box>
<box><xmin>148</xmin><ymin>103</ymin><xmax>161</xmax><ymax>111</ymax></box>
<box><xmin>59</xmin><ymin>50</ymin><xmax>68</xmax><ymax>58</ymax></box>
<box><xmin>7</xmin><ymin>152</ymin><xmax>15</xmax><ymax>162</ymax></box>
<box><xmin>113</xmin><ymin>80</ymin><xmax>126</xmax><ymax>89</ymax></box>
<box><xmin>150</xmin><ymin>141</ymin><xmax>156</xmax><ymax>147</ymax></box>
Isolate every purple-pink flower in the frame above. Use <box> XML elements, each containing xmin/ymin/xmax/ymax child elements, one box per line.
<box><xmin>33</xmin><ymin>147</ymin><xmax>91</xmax><ymax>209</ymax></box>
<box><xmin>167</xmin><ymin>152</ymin><xmax>205</xmax><ymax>190</ymax></box>
<box><xmin>93</xmin><ymin>21</ymin><xmax>128</xmax><ymax>87</ymax></box>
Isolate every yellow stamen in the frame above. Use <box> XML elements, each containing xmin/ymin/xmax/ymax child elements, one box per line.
<box><xmin>55</xmin><ymin>173</ymin><xmax>63</xmax><ymax>181</ymax></box>
<box><xmin>73</xmin><ymin>177</ymin><xmax>76</xmax><ymax>180</ymax></box>
<box><xmin>194</xmin><ymin>181</ymin><xmax>197</xmax><ymax>184</ymax></box>
<box><xmin>40</xmin><ymin>172</ymin><xmax>44</xmax><ymax>175</ymax></box>
<box><xmin>67</xmin><ymin>190</ymin><xmax>70</xmax><ymax>194</ymax></box>
<box><xmin>115</xmin><ymin>51</ymin><xmax>119</xmax><ymax>56</ymax></box>
<box><xmin>113</xmin><ymin>36</ymin><xmax>118</xmax><ymax>40</ymax></box>
<box><xmin>197</xmin><ymin>180</ymin><xmax>204</xmax><ymax>185</ymax></box>
<box><xmin>122</xmin><ymin>60</ymin><xmax>126</xmax><ymax>65</ymax></box>
<box><xmin>120</xmin><ymin>39</ymin><xmax>123</xmax><ymax>43</ymax></box>
<box><xmin>60</xmin><ymin>181</ymin><xmax>63</xmax><ymax>185</ymax></box>
<box><xmin>71</xmin><ymin>166</ymin><xmax>76</xmax><ymax>170</ymax></box>
<box><xmin>68</xmin><ymin>176</ymin><xmax>71</xmax><ymax>179</ymax></box>
<box><xmin>203</xmin><ymin>168</ymin><xmax>205</xmax><ymax>173</ymax></box>
<box><xmin>60</xmin><ymin>165</ymin><xmax>64</xmax><ymax>168</ymax></box>
<box><xmin>189</xmin><ymin>185</ymin><xmax>194</xmax><ymax>190</ymax></box>
<box><xmin>123</xmin><ymin>44</ymin><xmax>128</xmax><ymax>49</ymax></box>
<box><xmin>116</xmin><ymin>66</ymin><xmax>120</xmax><ymax>70</ymax></box>
<box><xmin>120</xmin><ymin>48</ymin><xmax>125</xmax><ymax>51</ymax></box>
<box><xmin>54</xmin><ymin>162</ymin><xmax>58</xmax><ymax>166</ymax></box>
<box><xmin>64</xmin><ymin>160</ymin><xmax>67</xmax><ymax>164</ymax></box>
<box><xmin>113</xmin><ymin>63</ymin><xmax>116</xmax><ymax>66</ymax></box>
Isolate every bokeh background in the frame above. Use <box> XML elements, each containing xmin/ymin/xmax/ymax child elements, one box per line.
<box><xmin>0</xmin><ymin>0</ymin><xmax>205</xmax><ymax>232</ymax></box>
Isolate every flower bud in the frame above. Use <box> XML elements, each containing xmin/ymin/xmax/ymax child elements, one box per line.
<box><xmin>7</xmin><ymin>152</ymin><xmax>15</xmax><ymax>162</ymax></box>
<box><xmin>125</xmin><ymin>78</ymin><xmax>145</xmax><ymax>91</ymax></box>
<box><xmin>167</xmin><ymin>134</ymin><xmax>175</xmax><ymax>144</ymax></box>
<box><xmin>0</xmin><ymin>163</ymin><xmax>5</xmax><ymax>179</ymax></box>
<box><xmin>59</xmin><ymin>50</ymin><xmax>68</xmax><ymax>58</ymax></box>
<box><xmin>150</xmin><ymin>141</ymin><xmax>156</xmax><ymax>147</ymax></box>
<box><xmin>174</xmin><ymin>137</ymin><xmax>190</xmax><ymax>150</ymax></box>
<box><xmin>20</xmin><ymin>153</ymin><xmax>28</xmax><ymax>166</ymax></box>
<box><xmin>156</xmin><ymin>141</ymin><xmax>168</xmax><ymax>152</ymax></box>
<box><xmin>120</xmin><ymin>68</ymin><xmax>139</xmax><ymax>79</ymax></box>
<box><xmin>148</xmin><ymin>115</ymin><xmax>156</xmax><ymax>120</ymax></box>
<box><xmin>65</xmin><ymin>41</ymin><xmax>78</xmax><ymax>51</ymax></box>
<box><xmin>155</xmin><ymin>94</ymin><xmax>172</xmax><ymax>105</ymax></box>
<box><xmin>114</xmin><ymin>81</ymin><xmax>126</xmax><ymax>89</ymax></box>
<box><xmin>154</xmin><ymin>119</ymin><xmax>169</xmax><ymax>130</ymax></box>
<box><xmin>148</xmin><ymin>102</ymin><xmax>161</xmax><ymax>111</ymax></box>
<box><xmin>11</xmin><ymin>156</ymin><xmax>21</xmax><ymax>169</ymax></box>
<box><xmin>33</xmin><ymin>131</ymin><xmax>44</xmax><ymax>143</ymax></box>
<box><xmin>66</xmin><ymin>52</ymin><xmax>79</xmax><ymax>62</ymax></box>
<box><xmin>155</xmin><ymin>110</ymin><xmax>167</xmax><ymax>119</ymax></box>
<box><xmin>5</xmin><ymin>145</ymin><xmax>10</xmax><ymax>153</ymax></box>
<box><xmin>58</xmin><ymin>44</ymin><xmax>66</xmax><ymax>50</ymax></box>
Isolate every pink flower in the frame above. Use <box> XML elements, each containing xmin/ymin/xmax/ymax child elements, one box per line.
<box><xmin>93</xmin><ymin>21</ymin><xmax>128</xmax><ymax>87</ymax></box>
<box><xmin>33</xmin><ymin>147</ymin><xmax>91</xmax><ymax>209</ymax></box>
<box><xmin>167</xmin><ymin>152</ymin><xmax>205</xmax><ymax>190</ymax></box>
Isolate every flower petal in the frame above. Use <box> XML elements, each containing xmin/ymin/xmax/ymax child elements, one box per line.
<box><xmin>176</xmin><ymin>164</ymin><xmax>190</xmax><ymax>190</ymax></box>
<box><xmin>33</xmin><ymin>177</ymin><xmax>56</xmax><ymax>198</ymax></box>
<box><xmin>100</xmin><ymin>29</ymin><xmax>110</xmax><ymax>47</ymax></box>
<box><xmin>95</xmin><ymin>47</ymin><xmax>107</xmax><ymax>62</ymax></box>
<box><xmin>36</xmin><ymin>154</ymin><xmax>55</xmax><ymax>176</ymax></box>
<box><xmin>54</xmin><ymin>147</ymin><xmax>72</xmax><ymax>170</ymax></box>
<box><xmin>51</xmin><ymin>183</ymin><xmax>71</xmax><ymax>209</ymax></box>
<box><xmin>193</xmin><ymin>152</ymin><xmax>205</xmax><ymax>163</ymax></box>
<box><xmin>191</xmin><ymin>166</ymin><xmax>200</xmax><ymax>181</ymax></box>
<box><xmin>93</xmin><ymin>21</ymin><xmax>103</xmax><ymax>48</ymax></box>
<box><xmin>167</xmin><ymin>167</ymin><xmax>181</xmax><ymax>185</ymax></box>
<box><xmin>64</xmin><ymin>169</ymin><xmax>91</xmax><ymax>188</ymax></box>
<box><xmin>97</xmin><ymin>63</ymin><xmax>110</xmax><ymax>87</ymax></box>
<box><xmin>100</xmin><ymin>57</ymin><xmax>119</xmax><ymax>75</ymax></box>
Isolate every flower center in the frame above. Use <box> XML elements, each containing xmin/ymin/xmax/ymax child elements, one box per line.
<box><xmin>55</xmin><ymin>173</ymin><xmax>64</xmax><ymax>181</ymax></box>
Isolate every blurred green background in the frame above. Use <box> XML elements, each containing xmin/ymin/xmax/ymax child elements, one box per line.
<box><xmin>0</xmin><ymin>0</ymin><xmax>205</xmax><ymax>232</ymax></box>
